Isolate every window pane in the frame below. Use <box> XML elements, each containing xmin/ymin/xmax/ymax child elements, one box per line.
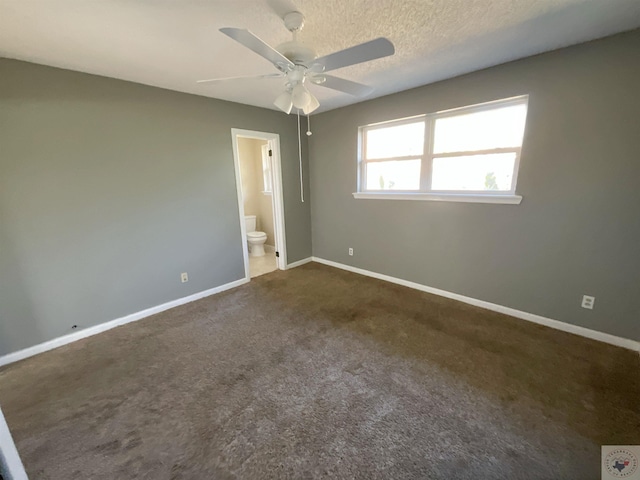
<box><xmin>431</xmin><ymin>153</ymin><xmax>516</xmax><ymax>191</ymax></box>
<box><xmin>433</xmin><ymin>103</ymin><xmax>527</xmax><ymax>153</ymax></box>
<box><xmin>366</xmin><ymin>160</ymin><xmax>421</xmax><ymax>190</ymax></box>
<box><xmin>366</xmin><ymin>121</ymin><xmax>425</xmax><ymax>159</ymax></box>
<box><xmin>262</xmin><ymin>155</ymin><xmax>272</xmax><ymax>192</ymax></box>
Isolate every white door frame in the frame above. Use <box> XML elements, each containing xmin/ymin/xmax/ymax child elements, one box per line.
<box><xmin>231</xmin><ymin>128</ymin><xmax>287</xmax><ymax>279</ymax></box>
<box><xmin>0</xmin><ymin>407</ymin><xmax>28</xmax><ymax>480</ymax></box>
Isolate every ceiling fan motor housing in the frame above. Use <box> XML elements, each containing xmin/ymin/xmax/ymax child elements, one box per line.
<box><xmin>277</xmin><ymin>41</ymin><xmax>316</xmax><ymax>65</ymax></box>
<box><xmin>278</xmin><ymin>11</ymin><xmax>316</xmax><ymax>66</ymax></box>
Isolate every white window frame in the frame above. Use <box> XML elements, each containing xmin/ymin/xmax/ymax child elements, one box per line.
<box><xmin>358</xmin><ymin>114</ymin><xmax>427</xmax><ymax>193</ymax></box>
<box><xmin>355</xmin><ymin>95</ymin><xmax>528</xmax><ymax>204</ymax></box>
<box><xmin>261</xmin><ymin>143</ymin><xmax>273</xmax><ymax>195</ymax></box>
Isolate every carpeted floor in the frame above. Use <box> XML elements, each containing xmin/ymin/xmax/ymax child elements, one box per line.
<box><xmin>0</xmin><ymin>263</ymin><xmax>638</xmax><ymax>479</ymax></box>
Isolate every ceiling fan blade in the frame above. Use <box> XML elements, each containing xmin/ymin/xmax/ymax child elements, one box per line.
<box><xmin>314</xmin><ymin>75</ymin><xmax>374</xmax><ymax>97</ymax></box>
<box><xmin>220</xmin><ymin>27</ymin><xmax>294</xmax><ymax>70</ymax></box>
<box><xmin>197</xmin><ymin>73</ymin><xmax>283</xmax><ymax>84</ymax></box>
<box><xmin>314</xmin><ymin>37</ymin><xmax>394</xmax><ymax>72</ymax></box>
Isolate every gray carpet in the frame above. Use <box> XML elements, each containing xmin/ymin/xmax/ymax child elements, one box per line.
<box><xmin>0</xmin><ymin>263</ymin><xmax>638</xmax><ymax>479</ymax></box>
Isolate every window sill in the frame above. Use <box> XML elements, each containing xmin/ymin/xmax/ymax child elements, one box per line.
<box><xmin>352</xmin><ymin>192</ymin><xmax>522</xmax><ymax>204</ymax></box>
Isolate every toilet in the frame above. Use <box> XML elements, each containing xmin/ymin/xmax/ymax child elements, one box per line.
<box><xmin>244</xmin><ymin>215</ymin><xmax>267</xmax><ymax>257</ymax></box>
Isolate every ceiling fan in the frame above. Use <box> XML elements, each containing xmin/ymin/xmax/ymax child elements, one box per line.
<box><xmin>197</xmin><ymin>11</ymin><xmax>395</xmax><ymax>114</ymax></box>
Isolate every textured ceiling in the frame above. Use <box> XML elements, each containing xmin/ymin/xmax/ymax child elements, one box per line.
<box><xmin>1</xmin><ymin>0</ymin><xmax>639</xmax><ymax>113</ymax></box>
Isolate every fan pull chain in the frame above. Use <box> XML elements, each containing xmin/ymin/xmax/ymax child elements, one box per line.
<box><xmin>297</xmin><ymin>110</ymin><xmax>304</xmax><ymax>203</ymax></box>
<box><xmin>306</xmin><ymin>114</ymin><xmax>312</xmax><ymax>136</ymax></box>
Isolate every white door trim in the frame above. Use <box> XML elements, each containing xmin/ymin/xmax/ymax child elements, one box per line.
<box><xmin>0</xmin><ymin>407</ymin><xmax>28</xmax><ymax>480</ymax></box>
<box><xmin>231</xmin><ymin>129</ymin><xmax>287</xmax><ymax>275</ymax></box>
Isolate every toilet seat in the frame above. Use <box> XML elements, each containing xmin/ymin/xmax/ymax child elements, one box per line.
<box><xmin>247</xmin><ymin>231</ymin><xmax>267</xmax><ymax>239</ymax></box>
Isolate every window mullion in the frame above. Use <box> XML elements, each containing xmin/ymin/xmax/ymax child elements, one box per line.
<box><xmin>431</xmin><ymin>146</ymin><xmax>518</xmax><ymax>158</ymax></box>
<box><xmin>421</xmin><ymin>116</ymin><xmax>435</xmax><ymax>192</ymax></box>
<box><xmin>364</xmin><ymin>155</ymin><xmax>423</xmax><ymax>163</ymax></box>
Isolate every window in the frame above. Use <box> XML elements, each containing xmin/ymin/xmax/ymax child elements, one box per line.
<box><xmin>356</xmin><ymin>96</ymin><xmax>528</xmax><ymax>204</ymax></box>
<box><xmin>261</xmin><ymin>144</ymin><xmax>273</xmax><ymax>194</ymax></box>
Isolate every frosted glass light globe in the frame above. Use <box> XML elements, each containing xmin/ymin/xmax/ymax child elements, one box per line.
<box><xmin>274</xmin><ymin>91</ymin><xmax>293</xmax><ymax>114</ymax></box>
<box><xmin>291</xmin><ymin>83</ymin><xmax>311</xmax><ymax>109</ymax></box>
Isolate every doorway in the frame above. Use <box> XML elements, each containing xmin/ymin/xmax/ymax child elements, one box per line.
<box><xmin>231</xmin><ymin>129</ymin><xmax>287</xmax><ymax>280</ymax></box>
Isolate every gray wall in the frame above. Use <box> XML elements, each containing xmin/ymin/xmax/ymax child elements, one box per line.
<box><xmin>309</xmin><ymin>30</ymin><xmax>640</xmax><ymax>341</ymax></box>
<box><xmin>0</xmin><ymin>59</ymin><xmax>311</xmax><ymax>356</ymax></box>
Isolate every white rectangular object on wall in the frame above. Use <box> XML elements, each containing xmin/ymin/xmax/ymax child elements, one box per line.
<box><xmin>261</xmin><ymin>143</ymin><xmax>273</xmax><ymax>194</ymax></box>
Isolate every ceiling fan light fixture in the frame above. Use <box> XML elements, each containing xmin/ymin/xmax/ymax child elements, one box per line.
<box><xmin>291</xmin><ymin>83</ymin><xmax>311</xmax><ymax>109</ymax></box>
<box><xmin>274</xmin><ymin>90</ymin><xmax>293</xmax><ymax>114</ymax></box>
<box><xmin>303</xmin><ymin>92</ymin><xmax>320</xmax><ymax>115</ymax></box>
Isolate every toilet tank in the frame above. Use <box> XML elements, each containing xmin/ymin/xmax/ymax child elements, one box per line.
<box><xmin>244</xmin><ymin>215</ymin><xmax>257</xmax><ymax>232</ymax></box>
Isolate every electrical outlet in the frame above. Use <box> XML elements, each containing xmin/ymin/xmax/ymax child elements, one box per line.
<box><xmin>581</xmin><ymin>295</ymin><xmax>595</xmax><ymax>310</ymax></box>
<box><xmin>181</xmin><ymin>272</ymin><xmax>189</xmax><ymax>283</ymax></box>
<box><xmin>348</xmin><ymin>247</ymin><xmax>354</xmax><ymax>256</ymax></box>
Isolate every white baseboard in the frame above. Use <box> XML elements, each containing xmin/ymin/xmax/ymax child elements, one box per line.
<box><xmin>0</xmin><ymin>277</ymin><xmax>249</xmax><ymax>368</ymax></box>
<box><xmin>311</xmin><ymin>257</ymin><xmax>639</xmax><ymax>352</ymax></box>
<box><xmin>286</xmin><ymin>257</ymin><xmax>313</xmax><ymax>269</ymax></box>
<box><xmin>2</xmin><ymin>258</ymin><xmax>636</xmax><ymax>369</ymax></box>
<box><xmin>264</xmin><ymin>244</ymin><xmax>276</xmax><ymax>253</ymax></box>
<box><xmin>0</xmin><ymin>407</ymin><xmax>28</xmax><ymax>480</ymax></box>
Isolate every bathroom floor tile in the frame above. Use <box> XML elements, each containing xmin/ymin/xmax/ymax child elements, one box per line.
<box><xmin>249</xmin><ymin>251</ymin><xmax>277</xmax><ymax>278</ymax></box>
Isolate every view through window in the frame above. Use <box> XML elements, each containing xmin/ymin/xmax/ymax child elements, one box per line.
<box><xmin>261</xmin><ymin>144</ymin><xmax>273</xmax><ymax>194</ymax></box>
<box><xmin>358</xmin><ymin>96</ymin><xmax>528</xmax><ymax>196</ymax></box>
